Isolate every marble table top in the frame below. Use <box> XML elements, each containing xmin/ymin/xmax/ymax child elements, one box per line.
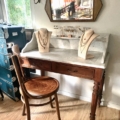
<box><xmin>20</xmin><ymin>48</ymin><xmax>109</xmax><ymax>69</ymax></box>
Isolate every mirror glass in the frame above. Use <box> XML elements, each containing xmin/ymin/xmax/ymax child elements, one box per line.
<box><xmin>50</xmin><ymin>0</ymin><xmax>93</xmax><ymax>20</ymax></box>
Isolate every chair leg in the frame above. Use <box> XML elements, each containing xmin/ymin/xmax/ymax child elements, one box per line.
<box><xmin>24</xmin><ymin>98</ymin><xmax>31</xmax><ymax>120</ymax></box>
<box><xmin>54</xmin><ymin>93</ymin><xmax>61</xmax><ymax>120</ymax></box>
<box><xmin>22</xmin><ymin>103</ymin><xmax>26</xmax><ymax>116</ymax></box>
<box><xmin>0</xmin><ymin>89</ymin><xmax>4</xmax><ymax>100</ymax></box>
<box><xmin>50</xmin><ymin>96</ymin><xmax>54</xmax><ymax>108</ymax></box>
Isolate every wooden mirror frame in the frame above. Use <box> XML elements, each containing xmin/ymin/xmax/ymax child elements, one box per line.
<box><xmin>45</xmin><ymin>0</ymin><xmax>103</xmax><ymax>22</ymax></box>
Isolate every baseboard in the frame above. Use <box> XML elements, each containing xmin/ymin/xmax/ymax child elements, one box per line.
<box><xmin>58</xmin><ymin>90</ymin><xmax>91</xmax><ymax>103</ymax></box>
<box><xmin>58</xmin><ymin>90</ymin><xmax>120</xmax><ymax>110</ymax></box>
<box><xmin>101</xmin><ymin>101</ymin><xmax>120</xmax><ymax>110</ymax></box>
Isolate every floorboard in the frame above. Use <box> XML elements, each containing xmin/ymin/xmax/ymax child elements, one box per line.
<box><xmin>0</xmin><ymin>94</ymin><xmax>120</xmax><ymax>120</ymax></box>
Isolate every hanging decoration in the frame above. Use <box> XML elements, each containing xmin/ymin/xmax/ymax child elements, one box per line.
<box><xmin>34</xmin><ymin>0</ymin><xmax>41</xmax><ymax>4</ymax></box>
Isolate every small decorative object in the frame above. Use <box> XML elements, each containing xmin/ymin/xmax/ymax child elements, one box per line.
<box><xmin>78</xmin><ymin>29</ymin><xmax>98</xmax><ymax>59</ymax></box>
<box><xmin>53</xmin><ymin>25</ymin><xmax>59</xmax><ymax>37</ymax></box>
<box><xmin>35</xmin><ymin>28</ymin><xmax>52</xmax><ymax>53</ymax></box>
<box><xmin>53</xmin><ymin>25</ymin><xmax>90</xmax><ymax>38</ymax></box>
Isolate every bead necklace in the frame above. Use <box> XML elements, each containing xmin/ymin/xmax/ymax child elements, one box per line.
<box><xmin>38</xmin><ymin>31</ymin><xmax>48</xmax><ymax>49</ymax></box>
<box><xmin>80</xmin><ymin>32</ymin><xmax>94</xmax><ymax>53</ymax></box>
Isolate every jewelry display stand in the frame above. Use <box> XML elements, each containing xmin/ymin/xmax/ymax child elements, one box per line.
<box><xmin>78</xmin><ymin>29</ymin><xmax>98</xmax><ymax>59</ymax></box>
<box><xmin>21</xmin><ymin>28</ymin><xmax>52</xmax><ymax>53</ymax></box>
<box><xmin>35</xmin><ymin>28</ymin><xmax>52</xmax><ymax>53</ymax></box>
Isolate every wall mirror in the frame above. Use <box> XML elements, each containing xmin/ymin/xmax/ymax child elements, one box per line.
<box><xmin>45</xmin><ymin>0</ymin><xmax>103</xmax><ymax>22</ymax></box>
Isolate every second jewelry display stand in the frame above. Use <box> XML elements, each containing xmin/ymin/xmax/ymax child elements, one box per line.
<box><xmin>78</xmin><ymin>29</ymin><xmax>99</xmax><ymax>59</ymax></box>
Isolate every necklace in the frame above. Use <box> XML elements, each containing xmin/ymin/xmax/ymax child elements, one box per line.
<box><xmin>38</xmin><ymin>31</ymin><xmax>48</xmax><ymax>49</ymax></box>
<box><xmin>80</xmin><ymin>32</ymin><xmax>94</xmax><ymax>53</ymax></box>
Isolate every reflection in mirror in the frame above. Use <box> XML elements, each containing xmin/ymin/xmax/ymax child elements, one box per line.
<box><xmin>51</xmin><ymin>0</ymin><xmax>93</xmax><ymax>20</ymax></box>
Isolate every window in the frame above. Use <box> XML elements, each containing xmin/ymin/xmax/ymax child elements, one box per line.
<box><xmin>5</xmin><ymin>0</ymin><xmax>32</xmax><ymax>28</ymax></box>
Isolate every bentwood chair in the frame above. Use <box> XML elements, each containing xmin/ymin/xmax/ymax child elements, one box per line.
<box><xmin>11</xmin><ymin>54</ymin><xmax>61</xmax><ymax>120</ymax></box>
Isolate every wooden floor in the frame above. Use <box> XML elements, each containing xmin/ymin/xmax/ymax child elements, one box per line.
<box><xmin>0</xmin><ymin>94</ymin><xmax>120</xmax><ymax>120</ymax></box>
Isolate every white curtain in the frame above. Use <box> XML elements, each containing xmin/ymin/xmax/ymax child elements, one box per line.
<box><xmin>0</xmin><ymin>0</ymin><xmax>9</xmax><ymax>23</ymax></box>
<box><xmin>0</xmin><ymin>0</ymin><xmax>3</xmax><ymax>20</ymax></box>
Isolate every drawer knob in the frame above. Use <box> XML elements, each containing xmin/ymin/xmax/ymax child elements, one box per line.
<box><xmin>73</xmin><ymin>70</ymin><xmax>78</xmax><ymax>72</ymax></box>
<box><xmin>67</xmin><ymin>69</ymin><xmax>71</xmax><ymax>72</ymax></box>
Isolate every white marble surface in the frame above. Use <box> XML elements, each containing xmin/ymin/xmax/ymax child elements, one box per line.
<box><xmin>21</xmin><ymin>33</ymin><xmax>109</xmax><ymax>67</ymax></box>
<box><xmin>20</xmin><ymin>48</ymin><xmax>109</xmax><ymax>69</ymax></box>
<box><xmin>50</xmin><ymin>34</ymin><xmax>110</xmax><ymax>63</ymax></box>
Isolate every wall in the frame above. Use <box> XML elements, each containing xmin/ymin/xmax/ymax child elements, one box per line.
<box><xmin>32</xmin><ymin>0</ymin><xmax>120</xmax><ymax>109</ymax></box>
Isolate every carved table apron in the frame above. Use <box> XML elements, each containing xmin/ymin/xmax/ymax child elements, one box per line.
<box><xmin>20</xmin><ymin>48</ymin><xmax>109</xmax><ymax>120</ymax></box>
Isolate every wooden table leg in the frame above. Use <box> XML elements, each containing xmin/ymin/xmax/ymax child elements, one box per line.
<box><xmin>41</xmin><ymin>70</ymin><xmax>45</xmax><ymax>76</ymax></box>
<box><xmin>98</xmin><ymin>71</ymin><xmax>105</xmax><ymax>107</ymax></box>
<box><xmin>90</xmin><ymin>81</ymin><xmax>99</xmax><ymax>120</ymax></box>
<box><xmin>90</xmin><ymin>69</ymin><xmax>104</xmax><ymax>120</ymax></box>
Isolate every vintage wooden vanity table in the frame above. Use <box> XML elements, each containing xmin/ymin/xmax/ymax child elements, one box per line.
<box><xmin>17</xmin><ymin>0</ymin><xmax>105</xmax><ymax>119</ymax></box>
<box><xmin>19</xmin><ymin>33</ymin><xmax>109</xmax><ymax>120</ymax></box>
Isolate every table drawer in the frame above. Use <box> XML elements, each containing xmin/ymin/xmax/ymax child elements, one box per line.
<box><xmin>52</xmin><ymin>62</ymin><xmax>95</xmax><ymax>79</ymax></box>
<box><xmin>20</xmin><ymin>58</ymin><xmax>52</xmax><ymax>71</ymax></box>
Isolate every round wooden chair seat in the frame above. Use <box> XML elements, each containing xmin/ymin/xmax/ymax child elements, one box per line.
<box><xmin>24</xmin><ymin>76</ymin><xmax>59</xmax><ymax>97</ymax></box>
